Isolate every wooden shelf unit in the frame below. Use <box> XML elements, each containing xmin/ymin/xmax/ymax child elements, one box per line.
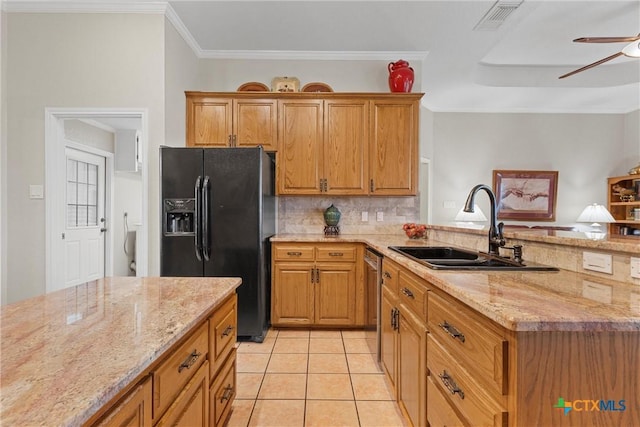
<box><xmin>607</xmin><ymin>175</ymin><xmax>640</xmax><ymax>238</ymax></box>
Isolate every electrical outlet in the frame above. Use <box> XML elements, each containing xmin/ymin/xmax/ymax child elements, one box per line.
<box><xmin>361</xmin><ymin>211</ymin><xmax>369</xmax><ymax>222</ymax></box>
<box><xmin>582</xmin><ymin>252</ymin><xmax>612</xmax><ymax>274</ymax></box>
<box><xmin>376</xmin><ymin>211</ymin><xmax>384</xmax><ymax>222</ymax></box>
<box><xmin>631</xmin><ymin>257</ymin><xmax>640</xmax><ymax>279</ymax></box>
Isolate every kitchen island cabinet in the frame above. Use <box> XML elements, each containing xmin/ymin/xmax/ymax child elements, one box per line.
<box><xmin>0</xmin><ymin>276</ymin><xmax>240</xmax><ymax>427</ymax></box>
<box><xmin>271</xmin><ymin>233</ymin><xmax>639</xmax><ymax>427</ymax></box>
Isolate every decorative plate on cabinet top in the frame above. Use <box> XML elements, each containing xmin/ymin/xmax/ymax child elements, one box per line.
<box><xmin>237</xmin><ymin>82</ymin><xmax>269</xmax><ymax>92</ymax></box>
<box><xmin>271</xmin><ymin>76</ymin><xmax>300</xmax><ymax>92</ymax></box>
<box><xmin>301</xmin><ymin>82</ymin><xmax>333</xmax><ymax>92</ymax></box>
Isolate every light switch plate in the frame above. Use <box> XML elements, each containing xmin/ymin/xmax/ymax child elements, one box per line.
<box><xmin>361</xmin><ymin>211</ymin><xmax>369</xmax><ymax>222</ymax></box>
<box><xmin>631</xmin><ymin>257</ymin><xmax>640</xmax><ymax>279</ymax></box>
<box><xmin>29</xmin><ymin>184</ymin><xmax>44</xmax><ymax>199</ymax></box>
<box><xmin>582</xmin><ymin>251</ymin><xmax>612</xmax><ymax>274</ymax></box>
<box><xmin>376</xmin><ymin>211</ymin><xmax>384</xmax><ymax>222</ymax></box>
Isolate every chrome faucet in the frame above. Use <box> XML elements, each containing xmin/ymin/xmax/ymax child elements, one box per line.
<box><xmin>463</xmin><ymin>184</ymin><xmax>505</xmax><ymax>256</ymax></box>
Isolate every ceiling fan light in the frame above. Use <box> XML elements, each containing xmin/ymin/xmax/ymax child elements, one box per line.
<box><xmin>622</xmin><ymin>40</ymin><xmax>640</xmax><ymax>58</ymax></box>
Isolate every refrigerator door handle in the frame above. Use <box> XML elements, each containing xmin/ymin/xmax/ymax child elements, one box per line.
<box><xmin>202</xmin><ymin>176</ymin><xmax>211</xmax><ymax>261</ymax></box>
<box><xmin>194</xmin><ymin>176</ymin><xmax>203</xmax><ymax>261</ymax></box>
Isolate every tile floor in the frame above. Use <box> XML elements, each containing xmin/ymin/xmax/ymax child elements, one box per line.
<box><xmin>226</xmin><ymin>329</ymin><xmax>408</xmax><ymax>427</ymax></box>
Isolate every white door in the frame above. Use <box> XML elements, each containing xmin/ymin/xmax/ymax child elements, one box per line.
<box><xmin>63</xmin><ymin>147</ymin><xmax>106</xmax><ymax>288</ymax></box>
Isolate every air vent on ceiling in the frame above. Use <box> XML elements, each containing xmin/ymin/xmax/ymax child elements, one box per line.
<box><xmin>474</xmin><ymin>0</ymin><xmax>523</xmax><ymax>31</ymax></box>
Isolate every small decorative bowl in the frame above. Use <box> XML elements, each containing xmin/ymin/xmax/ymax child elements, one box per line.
<box><xmin>403</xmin><ymin>223</ymin><xmax>426</xmax><ymax>239</ymax></box>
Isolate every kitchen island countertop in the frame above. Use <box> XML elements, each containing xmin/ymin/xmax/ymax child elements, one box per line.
<box><xmin>0</xmin><ymin>276</ymin><xmax>240</xmax><ymax>426</ymax></box>
<box><xmin>271</xmin><ymin>233</ymin><xmax>640</xmax><ymax>332</ymax></box>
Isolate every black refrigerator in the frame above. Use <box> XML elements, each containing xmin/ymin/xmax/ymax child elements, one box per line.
<box><xmin>160</xmin><ymin>146</ymin><xmax>275</xmax><ymax>342</ymax></box>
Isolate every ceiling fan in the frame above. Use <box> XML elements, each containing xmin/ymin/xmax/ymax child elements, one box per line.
<box><xmin>558</xmin><ymin>34</ymin><xmax>640</xmax><ymax>79</ymax></box>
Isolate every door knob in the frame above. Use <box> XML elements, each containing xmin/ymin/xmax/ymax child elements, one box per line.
<box><xmin>100</xmin><ymin>228</ymin><xmax>107</xmax><ymax>232</ymax></box>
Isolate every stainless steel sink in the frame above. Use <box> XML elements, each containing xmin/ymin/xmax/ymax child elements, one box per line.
<box><xmin>388</xmin><ymin>246</ymin><xmax>558</xmax><ymax>271</ymax></box>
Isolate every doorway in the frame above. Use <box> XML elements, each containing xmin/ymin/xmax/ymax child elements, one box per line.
<box><xmin>45</xmin><ymin>108</ymin><xmax>149</xmax><ymax>293</ymax></box>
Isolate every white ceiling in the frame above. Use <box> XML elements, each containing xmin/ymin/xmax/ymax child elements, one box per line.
<box><xmin>4</xmin><ymin>0</ymin><xmax>640</xmax><ymax>113</ymax></box>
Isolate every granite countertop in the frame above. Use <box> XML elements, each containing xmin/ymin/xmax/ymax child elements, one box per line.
<box><xmin>271</xmin><ymin>233</ymin><xmax>640</xmax><ymax>332</ymax></box>
<box><xmin>0</xmin><ymin>276</ymin><xmax>240</xmax><ymax>426</ymax></box>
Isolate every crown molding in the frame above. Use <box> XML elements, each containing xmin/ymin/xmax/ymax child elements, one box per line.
<box><xmin>198</xmin><ymin>50</ymin><xmax>429</xmax><ymax>61</ymax></box>
<box><xmin>1</xmin><ymin>1</ymin><xmax>168</xmax><ymax>13</ymax></box>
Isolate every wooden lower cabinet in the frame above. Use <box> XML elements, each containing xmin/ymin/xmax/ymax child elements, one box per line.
<box><xmin>156</xmin><ymin>361</ymin><xmax>209</xmax><ymax>427</ymax></box>
<box><xmin>381</xmin><ymin>286</ymin><xmax>398</xmax><ymax>395</ymax></box>
<box><xmin>97</xmin><ymin>378</ymin><xmax>152</xmax><ymax>427</ymax></box>
<box><xmin>398</xmin><ymin>307</ymin><xmax>427</xmax><ymax>427</ymax></box>
<box><xmin>91</xmin><ymin>293</ymin><xmax>238</xmax><ymax>427</ymax></box>
<box><xmin>271</xmin><ymin>243</ymin><xmax>363</xmax><ymax>327</ymax></box>
<box><xmin>380</xmin><ymin>258</ymin><xmax>428</xmax><ymax>427</ymax></box>
<box><xmin>210</xmin><ymin>349</ymin><xmax>237</xmax><ymax>427</ymax></box>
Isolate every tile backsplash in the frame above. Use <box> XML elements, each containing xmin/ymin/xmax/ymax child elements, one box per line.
<box><xmin>277</xmin><ymin>196</ymin><xmax>420</xmax><ymax>234</ymax></box>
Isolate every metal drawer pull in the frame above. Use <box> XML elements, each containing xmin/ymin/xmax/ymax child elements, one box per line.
<box><xmin>287</xmin><ymin>251</ymin><xmax>302</xmax><ymax>256</ymax></box>
<box><xmin>178</xmin><ymin>349</ymin><xmax>201</xmax><ymax>373</ymax></box>
<box><xmin>439</xmin><ymin>321</ymin><xmax>466</xmax><ymax>343</ymax></box>
<box><xmin>220</xmin><ymin>385</ymin><xmax>234</xmax><ymax>403</ymax></box>
<box><xmin>439</xmin><ymin>371</ymin><xmax>465</xmax><ymax>399</ymax></box>
<box><xmin>221</xmin><ymin>325</ymin><xmax>235</xmax><ymax>337</ymax></box>
<box><xmin>401</xmin><ymin>287</ymin><xmax>415</xmax><ymax>299</ymax></box>
<box><xmin>329</xmin><ymin>252</ymin><xmax>344</xmax><ymax>256</ymax></box>
<box><xmin>383</xmin><ymin>271</ymin><xmax>392</xmax><ymax>279</ymax></box>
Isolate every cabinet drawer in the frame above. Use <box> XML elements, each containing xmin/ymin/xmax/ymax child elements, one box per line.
<box><xmin>381</xmin><ymin>258</ymin><xmax>400</xmax><ymax>295</ymax></box>
<box><xmin>273</xmin><ymin>244</ymin><xmax>315</xmax><ymax>261</ymax></box>
<box><xmin>210</xmin><ymin>348</ymin><xmax>237</xmax><ymax>427</ymax></box>
<box><xmin>427</xmin><ymin>334</ymin><xmax>507</xmax><ymax>427</ymax></box>
<box><xmin>427</xmin><ymin>375</ymin><xmax>466</xmax><ymax>427</ymax></box>
<box><xmin>428</xmin><ymin>291</ymin><xmax>507</xmax><ymax>397</ymax></box>
<box><xmin>316</xmin><ymin>245</ymin><xmax>357</xmax><ymax>262</ymax></box>
<box><xmin>397</xmin><ymin>270</ymin><xmax>428</xmax><ymax>321</ymax></box>
<box><xmin>210</xmin><ymin>294</ymin><xmax>237</xmax><ymax>378</ymax></box>
<box><xmin>156</xmin><ymin>360</ymin><xmax>209</xmax><ymax>427</ymax></box>
<box><xmin>153</xmin><ymin>322</ymin><xmax>209</xmax><ymax>420</ymax></box>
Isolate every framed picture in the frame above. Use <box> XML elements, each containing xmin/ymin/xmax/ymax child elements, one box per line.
<box><xmin>493</xmin><ymin>170</ymin><xmax>558</xmax><ymax>221</ymax></box>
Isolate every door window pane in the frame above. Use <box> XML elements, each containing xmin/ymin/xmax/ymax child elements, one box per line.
<box><xmin>67</xmin><ymin>157</ymin><xmax>99</xmax><ymax>228</ymax></box>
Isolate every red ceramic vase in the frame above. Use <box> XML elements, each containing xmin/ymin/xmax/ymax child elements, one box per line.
<box><xmin>388</xmin><ymin>60</ymin><xmax>414</xmax><ymax>93</ymax></box>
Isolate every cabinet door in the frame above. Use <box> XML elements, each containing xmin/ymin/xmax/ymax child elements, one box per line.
<box><xmin>381</xmin><ymin>287</ymin><xmax>398</xmax><ymax>396</ymax></box>
<box><xmin>96</xmin><ymin>378</ymin><xmax>152</xmax><ymax>427</ymax></box>
<box><xmin>369</xmin><ymin>100</ymin><xmax>418</xmax><ymax>195</ymax></box>
<box><xmin>324</xmin><ymin>99</ymin><xmax>368</xmax><ymax>195</ymax></box>
<box><xmin>156</xmin><ymin>361</ymin><xmax>209</xmax><ymax>427</ymax></box>
<box><xmin>398</xmin><ymin>308</ymin><xmax>427</xmax><ymax>427</ymax></box>
<box><xmin>272</xmin><ymin>262</ymin><xmax>315</xmax><ymax>325</ymax></box>
<box><xmin>234</xmin><ymin>99</ymin><xmax>278</xmax><ymax>151</ymax></box>
<box><xmin>277</xmin><ymin>100</ymin><xmax>324</xmax><ymax>194</ymax></box>
<box><xmin>315</xmin><ymin>262</ymin><xmax>357</xmax><ymax>325</ymax></box>
<box><xmin>186</xmin><ymin>97</ymin><xmax>232</xmax><ymax>147</ymax></box>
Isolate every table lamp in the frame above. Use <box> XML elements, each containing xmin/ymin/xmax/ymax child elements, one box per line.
<box><xmin>576</xmin><ymin>203</ymin><xmax>615</xmax><ymax>236</ymax></box>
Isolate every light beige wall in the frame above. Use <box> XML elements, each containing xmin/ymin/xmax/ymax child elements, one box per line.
<box><xmin>197</xmin><ymin>58</ymin><xmax>422</xmax><ymax>93</ymax></box>
<box><xmin>624</xmin><ymin>109</ymin><xmax>640</xmax><ymax>170</ymax></box>
<box><xmin>5</xmin><ymin>13</ymin><xmax>165</xmax><ymax>303</ymax></box>
<box><xmin>164</xmin><ymin>17</ymin><xmax>200</xmax><ymax>147</ymax></box>
<box><xmin>430</xmin><ymin>112</ymin><xmax>627</xmax><ymax>226</ymax></box>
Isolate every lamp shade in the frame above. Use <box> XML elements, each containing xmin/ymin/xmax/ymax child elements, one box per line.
<box><xmin>576</xmin><ymin>203</ymin><xmax>615</xmax><ymax>225</ymax></box>
<box><xmin>455</xmin><ymin>204</ymin><xmax>488</xmax><ymax>222</ymax></box>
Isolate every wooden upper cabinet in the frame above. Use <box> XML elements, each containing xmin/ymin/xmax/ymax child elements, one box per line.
<box><xmin>186</xmin><ymin>96</ymin><xmax>232</xmax><ymax>148</ymax></box>
<box><xmin>277</xmin><ymin>99</ymin><xmax>324</xmax><ymax>194</ymax></box>
<box><xmin>370</xmin><ymin>99</ymin><xmax>419</xmax><ymax>195</ymax></box>
<box><xmin>324</xmin><ymin>100</ymin><xmax>368</xmax><ymax>195</ymax></box>
<box><xmin>185</xmin><ymin>93</ymin><xmax>277</xmax><ymax>150</ymax></box>
<box><xmin>233</xmin><ymin>99</ymin><xmax>277</xmax><ymax>150</ymax></box>
<box><xmin>186</xmin><ymin>92</ymin><xmax>422</xmax><ymax>196</ymax></box>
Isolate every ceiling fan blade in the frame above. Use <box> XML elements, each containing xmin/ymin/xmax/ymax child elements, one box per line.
<box><xmin>573</xmin><ymin>36</ymin><xmax>640</xmax><ymax>43</ymax></box>
<box><xmin>558</xmin><ymin>51</ymin><xmax>624</xmax><ymax>79</ymax></box>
